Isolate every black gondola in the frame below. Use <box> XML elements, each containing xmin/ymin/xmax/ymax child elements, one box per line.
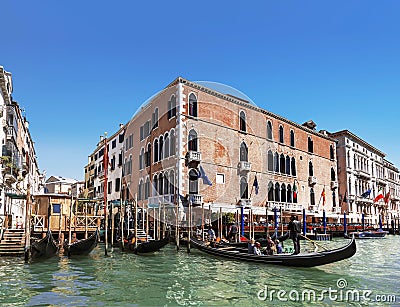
<box><xmin>30</xmin><ymin>230</ymin><xmax>59</xmax><ymax>260</ymax></box>
<box><xmin>64</xmin><ymin>229</ymin><xmax>100</xmax><ymax>256</ymax></box>
<box><xmin>122</xmin><ymin>236</ymin><xmax>170</xmax><ymax>254</ymax></box>
<box><xmin>189</xmin><ymin>236</ymin><xmax>356</xmax><ymax>267</ymax></box>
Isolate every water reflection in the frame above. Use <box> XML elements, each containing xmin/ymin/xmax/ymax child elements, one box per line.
<box><xmin>0</xmin><ymin>237</ymin><xmax>399</xmax><ymax>306</ymax></box>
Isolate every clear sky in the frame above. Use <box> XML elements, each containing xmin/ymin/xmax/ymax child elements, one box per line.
<box><xmin>1</xmin><ymin>1</ymin><xmax>399</xmax><ymax>180</ymax></box>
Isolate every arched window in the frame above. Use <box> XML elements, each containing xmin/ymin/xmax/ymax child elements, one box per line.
<box><xmin>159</xmin><ymin>135</ymin><xmax>164</xmax><ymax>161</ymax></box>
<box><xmin>331</xmin><ymin>167</ymin><xmax>336</xmax><ymax>181</ymax></box>
<box><xmin>267</xmin><ymin>150</ymin><xmax>273</xmax><ymax>171</ymax></box>
<box><xmin>274</xmin><ymin>152</ymin><xmax>279</xmax><ymax>172</ymax></box>
<box><xmin>274</xmin><ymin>183</ymin><xmax>280</xmax><ymax>202</ymax></box>
<box><xmin>153</xmin><ymin>174</ymin><xmax>158</xmax><ymax>196</ymax></box>
<box><xmin>285</xmin><ymin>156</ymin><xmax>290</xmax><ymax>175</ymax></box>
<box><xmin>164</xmin><ymin>172</ymin><xmax>169</xmax><ymax>195</ymax></box>
<box><xmin>310</xmin><ymin>188</ymin><xmax>315</xmax><ymax>207</ymax></box>
<box><xmin>280</xmin><ymin>154</ymin><xmax>285</xmax><ymax>174</ymax></box>
<box><xmin>240</xmin><ymin>177</ymin><xmax>248</xmax><ymax>199</ymax></box>
<box><xmin>138</xmin><ymin>179</ymin><xmax>143</xmax><ymax>201</ymax></box>
<box><xmin>239</xmin><ymin>111</ymin><xmax>246</xmax><ymax>132</ymax></box>
<box><xmin>154</xmin><ymin>139</ymin><xmax>159</xmax><ymax>163</ymax></box>
<box><xmin>146</xmin><ymin>143</ymin><xmax>151</xmax><ymax>167</ymax></box>
<box><xmin>281</xmin><ymin>183</ymin><xmax>286</xmax><ymax>202</ymax></box>
<box><xmin>159</xmin><ymin>172</ymin><xmax>164</xmax><ymax>195</ymax></box>
<box><xmin>308</xmin><ymin>136</ymin><xmax>313</xmax><ymax>153</ymax></box>
<box><xmin>330</xmin><ymin>144</ymin><xmax>335</xmax><ymax>160</ymax></box>
<box><xmin>188</xmin><ymin>129</ymin><xmax>198</xmax><ymax>151</ymax></box>
<box><xmin>267</xmin><ymin>121</ymin><xmax>273</xmax><ymax>140</ymax></box>
<box><xmin>169</xmin><ymin>171</ymin><xmax>175</xmax><ymax>197</ymax></box>
<box><xmin>287</xmin><ymin>184</ymin><xmax>292</xmax><ymax>203</ymax></box>
<box><xmin>170</xmin><ymin>129</ymin><xmax>176</xmax><ymax>156</ymax></box>
<box><xmin>168</xmin><ymin>95</ymin><xmax>176</xmax><ymax>119</ymax></box>
<box><xmin>268</xmin><ymin>181</ymin><xmax>274</xmax><ymax>201</ymax></box>
<box><xmin>139</xmin><ymin>148</ymin><xmax>144</xmax><ymax>170</ymax></box>
<box><xmin>309</xmin><ymin>161</ymin><xmax>314</xmax><ymax>176</ymax></box>
<box><xmin>290</xmin><ymin>130</ymin><xmax>295</xmax><ymax>147</ymax></box>
<box><xmin>240</xmin><ymin>142</ymin><xmax>248</xmax><ymax>162</ymax></box>
<box><xmin>145</xmin><ymin>177</ymin><xmax>150</xmax><ymax>199</ymax></box>
<box><xmin>189</xmin><ymin>169</ymin><xmax>198</xmax><ymax>194</ymax></box>
<box><xmin>291</xmin><ymin>157</ymin><xmax>297</xmax><ymax>176</ymax></box>
<box><xmin>164</xmin><ymin>133</ymin><xmax>170</xmax><ymax>158</ymax></box>
<box><xmin>279</xmin><ymin>125</ymin><xmax>284</xmax><ymax>143</ymax></box>
<box><xmin>152</xmin><ymin>107</ymin><xmax>159</xmax><ymax>129</ymax></box>
<box><xmin>189</xmin><ymin>93</ymin><xmax>197</xmax><ymax>117</ymax></box>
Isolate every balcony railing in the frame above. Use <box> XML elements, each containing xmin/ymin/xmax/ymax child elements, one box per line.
<box><xmin>6</xmin><ymin>126</ymin><xmax>17</xmax><ymax>141</ymax></box>
<box><xmin>238</xmin><ymin>199</ymin><xmax>252</xmax><ymax>208</ymax></box>
<box><xmin>188</xmin><ymin>194</ymin><xmax>203</xmax><ymax>206</ymax></box>
<box><xmin>238</xmin><ymin>161</ymin><xmax>251</xmax><ymax>173</ymax></box>
<box><xmin>356</xmin><ymin>169</ymin><xmax>371</xmax><ymax>179</ymax></box>
<box><xmin>148</xmin><ymin>194</ymin><xmax>175</xmax><ymax>205</ymax></box>
<box><xmin>308</xmin><ymin>176</ymin><xmax>317</xmax><ymax>186</ymax></box>
<box><xmin>266</xmin><ymin>202</ymin><xmax>303</xmax><ymax>212</ymax></box>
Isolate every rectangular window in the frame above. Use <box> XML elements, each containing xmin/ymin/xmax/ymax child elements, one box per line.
<box><xmin>108</xmin><ymin>181</ymin><xmax>112</xmax><ymax>194</ymax></box>
<box><xmin>119</xmin><ymin>132</ymin><xmax>124</xmax><ymax>143</ymax></box>
<box><xmin>115</xmin><ymin>178</ymin><xmax>120</xmax><ymax>192</ymax></box>
<box><xmin>52</xmin><ymin>204</ymin><xmax>61</xmax><ymax>214</ymax></box>
<box><xmin>216</xmin><ymin>173</ymin><xmax>225</xmax><ymax>184</ymax></box>
<box><xmin>112</xmin><ymin>139</ymin><xmax>116</xmax><ymax>149</ymax></box>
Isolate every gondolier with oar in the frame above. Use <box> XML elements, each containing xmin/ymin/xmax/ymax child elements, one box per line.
<box><xmin>288</xmin><ymin>215</ymin><xmax>301</xmax><ymax>254</ymax></box>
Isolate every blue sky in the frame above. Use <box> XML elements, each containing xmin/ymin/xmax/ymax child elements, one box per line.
<box><xmin>1</xmin><ymin>1</ymin><xmax>399</xmax><ymax>180</ymax></box>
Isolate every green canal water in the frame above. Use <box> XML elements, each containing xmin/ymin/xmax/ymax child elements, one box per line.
<box><xmin>0</xmin><ymin>236</ymin><xmax>399</xmax><ymax>306</ymax></box>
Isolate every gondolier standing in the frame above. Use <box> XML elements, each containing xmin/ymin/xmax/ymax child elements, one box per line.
<box><xmin>288</xmin><ymin>215</ymin><xmax>301</xmax><ymax>254</ymax></box>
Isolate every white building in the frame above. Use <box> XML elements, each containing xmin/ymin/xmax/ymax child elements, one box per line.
<box><xmin>45</xmin><ymin>175</ymin><xmax>78</xmax><ymax>194</ymax></box>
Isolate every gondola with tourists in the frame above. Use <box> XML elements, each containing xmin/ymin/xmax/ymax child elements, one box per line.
<box><xmin>63</xmin><ymin>229</ymin><xmax>100</xmax><ymax>256</ymax></box>
<box><xmin>30</xmin><ymin>230</ymin><xmax>59</xmax><ymax>260</ymax></box>
<box><xmin>189</xmin><ymin>235</ymin><xmax>356</xmax><ymax>267</ymax></box>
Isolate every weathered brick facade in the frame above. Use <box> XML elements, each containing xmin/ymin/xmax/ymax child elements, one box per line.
<box><xmin>122</xmin><ymin>77</ymin><xmax>339</xmax><ymax>222</ymax></box>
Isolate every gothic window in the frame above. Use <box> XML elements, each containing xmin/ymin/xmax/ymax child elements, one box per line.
<box><xmin>268</xmin><ymin>181</ymin><xmax>274</xmax><ymax>201</ymax></box>
<box><xmin>280</xmin><ymin>154</ymin><xmax>285</xmax><ymax>174</ymax></box>
<box><xmin>267</xmin><ymin>150</ymin><xmax>273</xmax><ymax>171</ymax></box>
<box><xmin>239</xmin><ymin>111</ymin><xmax>246</xmax><ymax>132</ymax></box>
<box><xmin>310</xmin><ymin>188</ymin><xmax>315</xmax><ymax>207</ymax></box>
<box><xmin>290</xmin><ymin>130</ymin><xmax>295</xmax><ymax>147</ymax></box>
<box><xmin>274</xmin><ymin>152</ymin><xmax>279</xmax><ymax>172</ymax></box>
<box><xmin>240</xmin><ymin>142</ymin><xmax>248</xmax><ymax>162</ymax></box>
<box><xmin>279</xmin><ymin>125</ymin><xmax>284</xmax><ymax>143</ymax></box>
<box><xmin>188</xmin><ymin>129</ymin><xmax>198</xmax><ymax>151</ymax></box>
<box><xmin>285</xmin><ymin>156</ymin><xmax>290</xmax><ymax>175</ymax></box>
<box><xmin>331</xmin><ymin>167</ymin><xmax>336</xmax><ymax>181</ymax></box>
<box><xmin>309</xmin><ymin>161</ymin><xmax>314</xmax><ymax>177</ymax></box>
<box><xmin>308</xmin><ymin>136</ymin><xmax>313</xmax><ymax>153</ymax></box>
<box><xmin>274</xmin><ymin>183</ymin><xmax>280</xmax><ymax>202</ymax></box>
<box><xmin>164</xmin><ymin>133</ymin><xmax>170</xmax><ymax>158</ymax></box>
<box><xmin>240</xmin><ymin>177</ymin><xmax>248</xmax><ymax>199</ymax></box>
<box><xmin>287</xmin><ymin>184</ymin><xmax>292</xmax><ymax>203</ymax></box>
<box><xmin>267</xmin><ymin>121</ymin><xmax>273</xmax><ymax>140</ymax></box>
<box><xmin>330</xmin><ymin>145</ymin><xmax>335</xmax><ymax>160</ymax></box>
<box><xmin>281</xmin><ymin>183</ymin><xmax>286</xmax><ymax>202</ymax></box>
<box><xmin>189</xmin><ymin>93</ymin><xmax>198</xmax><ymax>117</ymax></box>
<box><xmin>154</xmin><ymin>139</ymin><xmax>159</xmax><ymax>163</ymax></box>
<box><xmin>291</xmin><ymin>157</ymin><xmax>297</xmax><ymax>176</ymax></box>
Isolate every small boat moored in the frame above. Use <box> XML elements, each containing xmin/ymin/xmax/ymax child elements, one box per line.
<box><xmin>30</xmin><ymin>230</ymin><xmax>59</xmax><ymax>260</ymax></box>
<box><xmin>63</xmin><ymin>229</ymin><xmax>100</xmax><ymax>256</ymax></box>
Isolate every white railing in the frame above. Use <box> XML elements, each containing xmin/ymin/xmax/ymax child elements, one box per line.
<box><xmin>75</xmin><ymin>216</ymin><xmax>101</xmax><ymax>228</ymax></box>
<box><xmin>187</xmin><ymin>151</ymin><xmax>202</xmax><ymax>162</ymax></box>
<box><xmin>267</xmin><ymin>202</ymin><xmax>303</xmax><ymax>212</ymax></box>
<box><xmin>148</xmin><ymin>194</ymin><xmax>175</xmax><ymax>205</ymax></box>
<box><xmin>238</xmin><ymin>161</ymin><xmax>252</xmax><ymax>173</ymax></box>
<box><xmin>188</xmin><ymin>194</ymin><xmax>203</xmax><ymax>205</ymax></box>
<box><xmin>33</xmin><ymin>215</ymin><xmax>45</xmax><ymax>231</ymax></box>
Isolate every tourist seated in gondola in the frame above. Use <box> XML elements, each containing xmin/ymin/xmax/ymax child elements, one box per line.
<box><xmin>253</xmin><ymin>242</ymin><xmax>262</xmax><ymax>255</ymax></box>
<box><xmin>248</xmin><ymin>239</ymin><xmax>255</xmax><ymax>254</ymax></box>
<box><xmin>264</xmin><ymin>236</ymin><xmax>276</xmax><ymax>255</ymax></box>
<box><xmin>275</xmin><ymin>240</ymin><xmax>283</xmax><ymax>254</ymax></box>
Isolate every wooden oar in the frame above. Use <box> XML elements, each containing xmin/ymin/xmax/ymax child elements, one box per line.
<box><xmin>299</xmin><ymin>234</ymin><xmax>328</xmax><ymax>251</ymax></box>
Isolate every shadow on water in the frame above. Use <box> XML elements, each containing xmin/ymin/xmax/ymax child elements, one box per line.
<box><xmin>0</xmin><ymin>237</ymin><xmax>399</xmax><ymax>306</ymax></box>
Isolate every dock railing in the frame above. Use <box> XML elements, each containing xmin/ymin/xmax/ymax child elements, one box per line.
<box><xmin>32</xmin><ymin>214</ymin><xmax>101</xmax><ymax>232</ymax></box>
<box><xmin>0</xmin><ymin>214</ymin><xmax>5</xmax><ymax>240</ymax></box>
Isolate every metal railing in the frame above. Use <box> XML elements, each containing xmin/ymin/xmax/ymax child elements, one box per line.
<box><xmin>0</xmin><ymin>215</ymin><xmax>5</xmax><ymax>240</ymax></box>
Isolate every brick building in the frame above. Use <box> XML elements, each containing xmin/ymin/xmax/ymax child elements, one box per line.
<box><xmin>122</xmin><ymin>77</ymin><xmax>339</xmax><ymax>224</ymax></box>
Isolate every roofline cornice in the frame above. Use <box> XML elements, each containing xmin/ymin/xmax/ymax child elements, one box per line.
<box><xmin>329</xmin><ymin>129</ymin><xmax>386</xmax><ymax>156</ymax></box>
<box><xmin>176</xmin><ymin>77</ymin><xmax>337</xmax><ymax>142</ymax></box>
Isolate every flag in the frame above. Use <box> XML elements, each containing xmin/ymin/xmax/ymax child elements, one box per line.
<box><xmin>253</xmin><ymin>175</ymin><xmax>259</xmax><ymax>195</ymax></box>
<box><xmin>361</xmin><ymin>189</ymin><xmax>371</xmax><ymax>198</ymax></box>
<box><xmin>293</xmin><ymin>180</ymin><xmax>297</xmax><ymax>198</ymax></box>
<box><xmin>198</xmin><ymin>165</ymin><xmax>212</xmax><ymax>186</ymax></box>
<box><xmin>373</xmin><ymin>194</ymin><xmax>384</xmax><ymax>202</ymax></box>
<box><xmin>384</xmin><ymin>191</ymin><xmax>390</xmax><ymax>204</ymax></box>
<box><xmin>321</xmin><ymin>187</ymin><xmax>326</xmax><ymax>206</ymax></box>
